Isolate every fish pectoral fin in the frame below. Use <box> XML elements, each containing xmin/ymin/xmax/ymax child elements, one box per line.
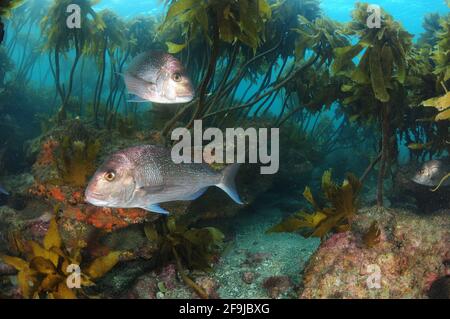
<box><xmin>124</xmin><ymin>73</ymin><xmax>157</xmax><ymax>102</ymax></box>
<box><xmin>143</xmin><ymin>204</ymin><xmax>169</xmax><ymax>215</ymax></box>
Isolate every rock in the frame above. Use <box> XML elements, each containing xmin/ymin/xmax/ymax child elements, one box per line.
<box><xmin>242</xmin><ymin>271</ymin><xmax>256</xmax><ymax>284</ymax></box>
<box><xmin>0</xmin><ymin>261</ymin><xmax>16</xmax><ymax>275</ymax></box>
<box><xmin>262</xmin><ymin>276</ymin><xmax>292</xmax><ymax>299</ymax></box>
<box><xmin>300</xmin><ymin>206</ymin><xmax>450</xmax><ymax>298</ymax></box>
<box><xmin>242</xmin><ymin>252</ymin><xmax>271</xmax><ymax>267</ymax></box>
<box><xmin>195</xmin><ymin>276</ymin><xmax>220</xmax><ymax>298</ymax></box>
<box><xmin>428</xmin><ymin>276</ymin><xmax>450</xmax><ymax>299</ymax></box>
<box><xmin>125</xmin><ymin>273</ymin><xmax>158</xmax><ymax>299</ymax></box>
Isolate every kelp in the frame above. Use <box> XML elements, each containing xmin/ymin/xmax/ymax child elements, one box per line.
<box><xmin>418</xmin><ymin>13</ymin><xmax>443</xmax><ymax>47</ymax></box>
<box><xmin>333</xmin><ymin>3</ymin><xmax>413</xmax><ymax>103</ymax></box>
<box><xmin>268</xmin><ymin>170</ymin><xmax>362</xmax><ymax>239</ymax></box>
<box><xmin>431</xmin><ymin>173</ymin><xmax>450</xmax><ymax>192</ymax></box>
<box><xmin>422</xmin><ymin>91</ymin><xmax>450</xmax><ymax>121</ymax></box>
<box><xmin>161</xmin><ymin>0</ymin><xmax>272</xmax><ymax>52</ymax></box>
<box><xmin>0</xmin><ymin>46</ymin><xmax>13</xmax><ymax>86</ymax></box>
<box><xmin>56</xmin><ymin>136</ymin><xmax>101</xmax><ymax>187</ymax></box>
<box><xmin>144</xmin><ymin>217</ymin><xmax>224</xmax><ymax>298</ymax></box>
<box><xmin>419</xmin><ymin>14</ymin><xmax>450</xmax><ymax>122</ymax></box>
<box><xmin>0</xmin><ymin>218</ymin><xmax>122</xmax><ymax>299</ymax></box>
<box><xmin>145</xmin><ymin>217</ymin><xmax>224</xmax><ymax>271</ymax></box>
<box><xmin>331</xmin><ymin>3</ymin><xmax>415</xmax><ymax>207</ymax></box>
<box><xmin>40</xmin><ymin>0</ymin><xmax>105</xmax><ymax>121</ymax></box>
<box><xmin>0</xmin><ymin>0</ymin><xmax>24</xmax><ymax>18</ymax></box>
<box><xmin>362</xmin><ymin>220</ymin><xmax>381</xmax><ymax>248</ymax></box>
<box><xmin>293</xmin><ymin>16</ymin><xmax>348</xmax><ymax>65</ymax></box>
<box><xmin>0</xmin><ymin>0</ymin><xmax>25</xmax><ymax>44</ymax></box>
<box><xmin>432</xmin><ymin>13</ymin><xmax>450</xmax><ymax>82</ymax></box>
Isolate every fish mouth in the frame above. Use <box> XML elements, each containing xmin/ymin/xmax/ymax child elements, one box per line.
<box><xmin>85</xmin><ymin>191</ymin><xmax>109</xmax><ymax>206</ymax></box>
<box><xmin>175</xmin><ymin>93</ymin><xmax>194</xmax><ymax>103</ymax></box>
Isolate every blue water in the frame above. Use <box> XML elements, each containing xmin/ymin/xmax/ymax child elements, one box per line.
<box><xmin>1</xmin><ymin>0</ymin><xmax>449</xmax><ymax>300</ymax></box>
<box><xmin>322</xmin><ymin>0</ymin><xmax>448</xmax><ymax>36</ymax></box>
<box><xmin>92</xmin><ymin>0</ymin><xmax>449</xmax><ymax>37</ymax></box>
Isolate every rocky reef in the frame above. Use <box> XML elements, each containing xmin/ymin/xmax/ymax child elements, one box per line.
<box><xmin>0</xmin><ymin>119</ymin><xmax>275</xmax><ymax>298</ymax></box>
<box><xmin>299</xmin><ymin>206</ymin><xmax>449</xmax><ymax>299</ymax></box>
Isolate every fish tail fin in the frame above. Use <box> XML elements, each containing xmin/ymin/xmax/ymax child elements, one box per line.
<box><xmin>216</xmin><ymin>163</ymin><xmax>243</xmax><ymax>205</ymax></box>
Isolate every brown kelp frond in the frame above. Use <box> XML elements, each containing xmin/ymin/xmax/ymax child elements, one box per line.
<box><xmin>362</xmin><ymin>220</ymin><xmax>381</xmax><ymax>248</ymax></box>
<box><xmin>432</xmin><ymin>13</ymin><xmax>450</xmax><ymax>82</ymax></box>
<box><xmin>0</xmin><ymin>0</ymin><xmax>24</xmax><ymax>18</ymax></box>
<box><xmin>40</xmin><ymin>0</ymin><xmax>104</xmax><ymax>52</ymax></box>
<box><xmin>160</xmin><ymin>0</ymin><xmax>272</xmax><ymax>53</ymax></box>
<box><xmin>421</xmin><ymin>91</ymin><xmax>450</xmax><ymax>121</ymax></box>
<box><xmin>431</xmin><ymin>173</ymin><xmax>450</xmax><ymax>192</ymax></box>
<box><xmin>333</xmin><ymin>3</ymin><xmax>413</xmax><ymax>103</ymax></box>
<box><xmin>145</xmin><ymin>217</ymin><xmax>224</xmax><ymax>272</ymax></box>
<box><xmin>0</xmin><ymin>218</ymin><xmax>122</xmax><ymax>299</ymax></box>
<box><xmin>57</xmin><ymin>135</ymin><xmax>101</xmax><ymax>187</ymax></box>
<box><xmin>293</xmin><ymin>15</ymin><xmax>349</xmax><ymax>65</ymax></box>
<box><xmin>268</xmin><ymin>170</ymin><xmax>361</xmax><ymax>239</ymax></box>
<box><xmin>144</xmin><ymin>217</ymin><xmax>224</xmax><ymax>298</ymax></box>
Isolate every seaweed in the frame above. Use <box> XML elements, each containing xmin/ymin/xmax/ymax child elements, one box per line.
<box><xmin>40</xmin><ymin>0</ymin><xmax>105</xmax><ymax>121</ymax></box>
<box><xmin>431</xmin><ymin>173</ymin><xmax>450</xmax><ymax>192</ymax></box>
<box><xmin>362</xmin><ymin>221</ymin><xmax>381</xmax><ymax>248</ymax></box>
<box><xmin>161</xmin><ymin>0</ymin><xmax>272</xmax><ymax>52</ymax></box>
<box><xmin>267</xmin><ymin>170</ymin><xmax>361</xmax><ymax>239</ymax></box>
<box><xmin>421</xmin><ymin>90</ymin><xmax>450</xmax><ymax>121</ymax></box>
<box><xmin>0</xmin><ymin>0</ymin><xmax>24</xmax><ymax>45</ymax></box>
<box><xmin>144</xmin><ymin>217</ymin><xmax>224</xmax><ymax>298</ymax></box>
<box><xmin>57</xmin><ymin>136</ymin><xmax>101</xmax><ymax>187</ymax></box>
<box><xmin>330</xmin><ymin>3</ymin><xmax>416</xmax><ymax>206</ymax></box>
<box><xmin>0</xmin><ymin>217</ymin><xmax>122</xmax><ymax>299</ymax></box>
<box><xmin>432</xmin><ymin>13</ymin><xmax>450</xmax><ymax>82</ymax></box>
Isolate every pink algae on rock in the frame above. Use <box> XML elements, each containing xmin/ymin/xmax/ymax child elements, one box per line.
<box><xmin>300</xmin><ymin>207</ymin><xmax>450</xmax><ymax>299</ymax></box>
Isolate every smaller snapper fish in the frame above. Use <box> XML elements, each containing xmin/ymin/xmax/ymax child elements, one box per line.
<box><xmin>124</xmin><ymin>50</ymin><xmax>194</xmax><ymax>104</ymax></box>
<box><xmin>85</xmin><ymin>145</ymin><xmax>243</xmax><ymax>215</ymax></box>
<box><xmin>411</xmin><ymin>159</ymin><xmax>450</xmax><ymax>187</ymax></box>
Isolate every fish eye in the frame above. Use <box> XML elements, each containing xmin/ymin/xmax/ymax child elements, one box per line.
<box><xmin>172</xmin><ymin>73</ymin><xmax>182</xmax><ymax>82</ymax></box>
<box><xmin>104</xmin><ymin>171</ymin><xmax>116</xmax><ymax>182</ymax></box>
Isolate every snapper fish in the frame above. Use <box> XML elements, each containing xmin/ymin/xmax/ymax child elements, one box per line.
<box><xmin>85</xmin><ymin>145</ymin><xmax>243</xmax><ymax>215</ymax></box>
<box><xmin>411</xmin><ymin>159</ymin><xmax>450</xmax><ymax>188</ymax></box>
<box><xmin>124</xmin><ymin>50</ymin><xmax>194</xmax><ymax>104</ymax></box>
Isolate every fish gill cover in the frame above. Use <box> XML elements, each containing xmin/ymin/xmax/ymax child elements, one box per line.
<box><xmin>0</xmin><ymin>0</ymin><xmax>448</xmax><ymax>299</ymax></box>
